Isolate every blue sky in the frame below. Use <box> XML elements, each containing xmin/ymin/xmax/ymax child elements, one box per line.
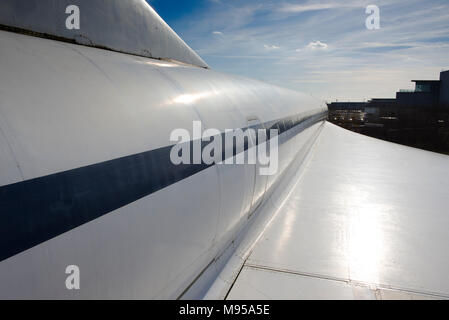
<box><xmin>148</xmin><ymin>0</ymin><xmax>449</xmax><ymax>102</ymax></box>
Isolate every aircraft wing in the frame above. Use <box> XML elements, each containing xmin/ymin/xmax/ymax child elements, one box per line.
<box><xmin>212</xmin><ymin>122</ymin><xmax>449</xmax><ymax>300</ymax></box>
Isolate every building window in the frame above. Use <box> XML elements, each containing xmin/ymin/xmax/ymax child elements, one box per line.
<box><xmin>415</xmin><ymin>83</ymin><xmax>431</xmax><ymax>92</ymax></box>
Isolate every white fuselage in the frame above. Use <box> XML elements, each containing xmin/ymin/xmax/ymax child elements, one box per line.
<box><xmin>0</xmin><ymin>30</ymin><xmax>326</xmax><ymax>299</ymax></box>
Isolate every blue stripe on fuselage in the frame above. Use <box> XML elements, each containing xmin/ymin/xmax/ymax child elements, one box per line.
<box><xmin>0</xmin><ymin>111</ymin><xmax>326</xmax><ymax>262</ymax></box>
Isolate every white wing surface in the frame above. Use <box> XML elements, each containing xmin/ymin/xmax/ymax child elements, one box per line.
<box><xmin>225</xmin><ymin>122</ymin><xmax>449</xmax><ymax>300</ymax></box>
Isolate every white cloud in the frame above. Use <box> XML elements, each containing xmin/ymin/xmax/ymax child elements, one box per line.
<box><xmin>264</xmin><ymin>44</ymin><xmax>280</xmax><ymax>50</ymax></box>
<box><xmin>276</xmin><ymin>0</ymin><xmax>367</xmax><ymax>14</ymax></box>
<box><xmin>278</xmin><ymin>3</ymin><xmax>338</xmax><ymax>13</ymax></box>
<box><xmin>306</xmin><ymin>41</ymin><xmax>328</xmax><ymax>50</ymax></box>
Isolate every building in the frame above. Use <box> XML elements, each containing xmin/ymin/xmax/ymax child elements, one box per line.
<box><xmin>326</xmin><ymin>102</ymin><xmax>368</xmax><ymax>111</ymax></box>
<box><xmin>326</xmin><ymin>70</ymin><xmax>449</xmax><ymax>154</ymax></box>
<box><xmin>440</xmin><ymin>70</ymin><xmax>449</xmax><ymax>108</ymax></box>
<box><xmin>396</xmin><ymin>80</ymin><xmax>440</xmax><ymax>107</ymax></box>
<box><xmin>396</xmin><ymin>70</ymin><xmax>449</xmax><ymax>107</ymax></box>
<box><xmin>328</xmin><ymin>70</ymin><xmax>449</xmax><ymax>114</ymax></box>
